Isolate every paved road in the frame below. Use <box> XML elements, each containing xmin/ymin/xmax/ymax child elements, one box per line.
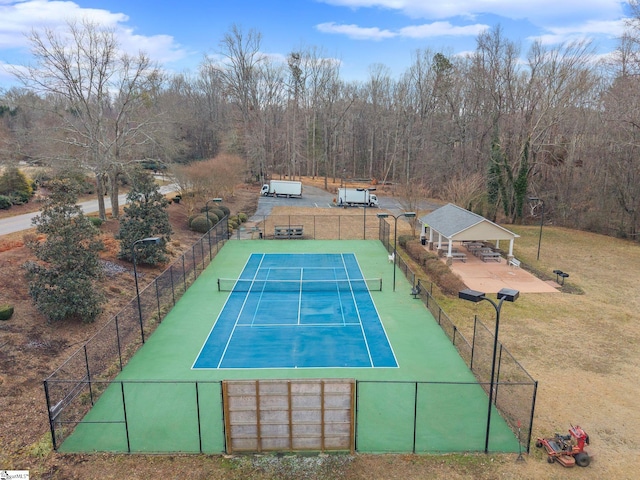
<box><xmin>251</xmin><ymin>184</ymin><xmax>441</xmax><ymax>221</ymax></box>
<box><xmin>0</xmin><ymin>184</ymin><xmax>177</xmax><ymax>236</ymax></box>
<box><xmin>0</xmin><ymin>182</ymin><xmax>440</xmax><ymax>236</ymax></box>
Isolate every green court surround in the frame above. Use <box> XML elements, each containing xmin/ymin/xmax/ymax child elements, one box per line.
<box><xmin>60</xmin><ymin>240</ymin><xmax>519</xmax><ymax>453</ymax></box>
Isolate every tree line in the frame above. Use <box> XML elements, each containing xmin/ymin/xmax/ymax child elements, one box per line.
<box><xmin>2</xmin><ymin>15</ymin><xmax>640</xmax><ymax>239</ymax></box>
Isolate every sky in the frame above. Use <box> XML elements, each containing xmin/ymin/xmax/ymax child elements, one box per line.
<box><xmin>0</xmin><ymin>0</ymin><xmax>634</xmax><ymax>89</ymax></box>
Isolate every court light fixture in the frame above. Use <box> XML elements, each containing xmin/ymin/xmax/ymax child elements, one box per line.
<box><xmin>132</xmin><ymin>237</ymin><xmax>162</xmax><ymax>344</ymax></box>
<box><xmin>528</xmin><ymin>196</ymin><xmax>544</xmax><ymax>260</ymax></box>
<box><xmin>458</xmin><ymin>287</ymin><xmax>519</xmax><ymax>453</ymax></box>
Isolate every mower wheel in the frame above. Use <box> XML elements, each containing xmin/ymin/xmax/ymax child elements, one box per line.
<box><xmin>575</xmin><ymin>452</ymin><xmax>590</xmax><ymax>467</ymax></box>
<box><xmin>547</xmin><ymin>456</ymin><xmax>555</xmax><ymax>464</ymax></box>
<box><xmin>535</xmin><ymin>440</ymin><xmax>543</xmax><ymax>448</ymax></box>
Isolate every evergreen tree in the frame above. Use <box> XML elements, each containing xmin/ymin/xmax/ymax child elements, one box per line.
<box><xmin>24</xmin><ymin>179</ymin><xmax>105</xmax><ymax>323</ymax></box>
<box><xmin>117</xmin><ymin>169</ymin><xmax>172</xmax><ymax>264</ymax></box>
<box><xmin>512</xmin><ymin>140</ymin><xmax>530</xmax><ymax>223</ymax></box>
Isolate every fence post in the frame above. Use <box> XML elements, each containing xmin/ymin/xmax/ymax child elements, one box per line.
<box><xmin>527</xmin><ymin>381</ymin><xmax>539</xmax><ymax>453</ymax></box>
<box><xmin>84</xmin><ymin>345</ymin><xmax>94</xmax><ymax>406</ymax></box>
<box><xmin>43</xmin><ymin>380</ymin><xmax>57</xmax><ymax>451</ymax></box>
<box><xmin>470</xmin><ymin>316</ymin><xmax>478</xmax><ymax>371</ymax></box>
<box><xmin>155</xmin><ymin>279</ymin><xmax>161</xmax><ymax>323</ymax></box>
<box><xmin>354</xmin><ymin>380</ymin><xmax>359</xmax><ymax>452</ymax></box>
<box><xmin>182</xmin><ymin>255</ymin><xmax>186</xmax><ymax>292</ymax></box>
<box><xmin>121</xmin><ymin>382</ymin><xmax>131</xmax><ymax>453</ymax></box>
<box><xmin>115</xmin><ymin>315</ymin><xmax>123</xmax><ymax>371</ymax></box>
<box><xmin>200</xmin><ymin>238</ymin><xmax>206</xmax><ymax>270</ymax></box>
<box><xmin>195</xmin><ymin>382</ymin><xmax>203</xmax><ymax>453</ymax></box>
<box><xmin>412</xmin><ymin>382</ymin><xmax>418</xmax><ymax>453</ymax></box>
<box><xmin>170</xmin><ymin>266</ymin><xmax>175</xmax><ymax>305</ymax></box>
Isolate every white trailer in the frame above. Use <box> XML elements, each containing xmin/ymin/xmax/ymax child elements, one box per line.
<box><xmin>336</xmin><ymin>188</ymin><xmax>378</xmax><ymax>207</ymax></box>
<box><xmin>261</xmin><ymin>180</ymin><xmax>303</xmax><ymax>197</ymax></box>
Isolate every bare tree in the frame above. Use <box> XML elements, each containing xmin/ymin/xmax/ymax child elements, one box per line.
<box><xmin>12</xmin><ymin>19</ymin><xmax>162</xmax><ymax>219</ymax></box>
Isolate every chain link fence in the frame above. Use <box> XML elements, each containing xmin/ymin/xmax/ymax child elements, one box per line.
<box><xmin>43</xmin><ymin>214</ymin><xmax>536</xmax><ymax>454</ymax></box>
<box><xmin>43</xmin><ymin>219</ymin><xmax>228</xmax><ymax>450</ymax></box>
<box><xmin>377</xmin><ymin>217</ymin><xmax>537</xmax><ymax>452</ymax></box>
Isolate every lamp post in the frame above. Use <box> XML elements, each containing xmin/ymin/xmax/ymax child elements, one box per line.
<box><xmin>458</xmin><ymin>287</ymin><xmax>520</xmax><ymax>453</ymax></box>
<box><xmin>132</xmin><ymin>237</ymin><xmax>162</xmax><ymax>344</ymax></box>
<box><xmin>528</xmin><ymin>197</ymin><xmax>544</xmax><ymax>260</ymax></box>
<box><xmin>377</xmin><ymin>211</ymin><xmax>416</xmax><ymax>291</ymax></box>
<box><xmin>205</xmin><ymin>198</ymin><xmax>223</xmax><ymax>256</ymax></box>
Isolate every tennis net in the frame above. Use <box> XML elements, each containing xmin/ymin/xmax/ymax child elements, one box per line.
<box><xmin>217</xmin><ymin>277</ymin><xmax>383</xmax><ymax>292</ymax></box>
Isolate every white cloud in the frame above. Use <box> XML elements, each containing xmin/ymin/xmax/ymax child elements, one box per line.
<box><xmin>530</xmin><ymin>19</ymin><xmax>627</xmax><ymax>45</ymax></box>
<box><xmin>316</xmin><ymin>22</ymin><xmax>396</xmax><ymax>40</ymax></box>
<box><xmin>0</xmin><ymin>1</ymin><xmax>187</xmax><ymax>63</ymax></box>
<box><xmin>317</xmin><ymin>20</ymin><xmax>488</xmax><ymax>41</ymax></box>
<box><xmin>319</xmin><ymin>0</ymin><xmax>625</xmax><ymax>25</ymax></box>
<box><xmin>399</xmin><ymin>21</ymin><xmax>489</xmax><ymax>38</ymax></box>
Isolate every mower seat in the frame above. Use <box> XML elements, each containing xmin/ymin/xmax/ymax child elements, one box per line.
<box><xmin>548</xmin><ymin>440</ymin><xmax>564</xmax><ymax>452</ymax></box>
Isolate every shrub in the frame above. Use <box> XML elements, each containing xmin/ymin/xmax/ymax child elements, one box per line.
<box><xmin>89</xmin><ymin>217</ymin><xmax>104</xmax><ymax>227</ymax></box>
<box><xmin>228</xmin><ymin>218</ymin><xmax>239</xmax><ymax>229</ymax></box>
<box><xmin>187</xmin><ymin>214</ymin><xmax>200</xmax><ymax>227</ymax></box>
<box><xmin>0</xmin><ymin>304</ymin><xmax>14</xmax><ymax>321</ymax></box>
<box><xmin>210</xmin><ymin>208</ymin><xmax>226</xmax><ymax>220</ymax></box>
<box><xmin>0</xmin><ymin>195</ymin><xmax>11</xmax><ymax>209</ymax></box>
<box><xmin>10</xmin><ymin>191</ymin><xmax>30</xmax><ymax>205</ymax></box>
<box><xmin>190</xmin><ymin>215</ymin><xmax>213</xmax><ymax>233</ymax></box>
<box><xmin>238</xmin><ymin>212</ymin><xmax>248</xmax><ymax>223</ymax></box>
<box><xmin>203</xmin><ymin>212</ymin><xmax>219</xmax><ymax>225</ymax></box>
<box><xmin>405</xmin><ymin>240</ymin><xmax>466</xmax><ymax>296</ymax></box>
<box><xmin>217</xmin><ymin>205</ymin><xmax>230</xmax><ymax>217</ymax></box>
<box><xmin>398</xmin><ymin>235</ymin><xmax>414</xmax><ymax>248</ymax></box>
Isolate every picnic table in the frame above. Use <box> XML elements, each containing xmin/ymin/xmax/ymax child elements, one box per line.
<box><xmin>479</xmin><ymin>251</ymin><xmax>502</xmax><ymax>262</ymax></box>
<box><xmin>472</xmin><ymin>247</ymin><xmax>493</xmax><ymax>257</ymax></box>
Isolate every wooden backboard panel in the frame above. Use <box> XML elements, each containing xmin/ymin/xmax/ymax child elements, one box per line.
<box><xmin>223</xmin><ymin>379</ymin><xmax>355</xmax><ymax>453</ymax></box>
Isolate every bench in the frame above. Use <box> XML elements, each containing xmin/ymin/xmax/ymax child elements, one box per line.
<box><xmin>509</xmin><ymin>258</ymin><xmax>521</xmax><ymax>268</ymax></box>
<box><xmin>274</xmin><ymin>225</ymin><xmax>304</xmax><ymax>238</ymax></box>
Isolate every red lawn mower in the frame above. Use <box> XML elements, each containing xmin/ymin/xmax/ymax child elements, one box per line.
<box><xmin>536</xmin><ymin>425</ymin><xmax>591</xmax><ymax>467</ymax></box>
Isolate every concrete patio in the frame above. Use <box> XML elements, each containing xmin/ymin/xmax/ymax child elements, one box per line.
<box><xmin>436</xmin><ymin>247</ymin><xmax>559</xmax><ymax>294</ymax></box>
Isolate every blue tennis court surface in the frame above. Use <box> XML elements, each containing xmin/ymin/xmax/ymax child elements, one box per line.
<box><xmin>193</xmin><ymin>253</ymin><xmax>397</xmax><ymax>369</ymax></box>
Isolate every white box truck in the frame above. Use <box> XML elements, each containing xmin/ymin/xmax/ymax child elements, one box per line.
<box><xmin>261</xmin><ymin>180</ymin><xmax>303</xmax><ymax>197</ymax></box>
<box><xmin>336</xmin><ymin>188</ymin><xmax>379</xmax><ymax>207</ymax></box>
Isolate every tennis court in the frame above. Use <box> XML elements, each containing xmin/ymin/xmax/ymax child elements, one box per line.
<box><xmin>59</xmin><ymin>240</ymin><xmax>520</xmax><ymax>454</ymax></box>
<box><xmin>193</xmin><ymin>253</ymin><xmax>396</xmax><ymax>369</ymax></box>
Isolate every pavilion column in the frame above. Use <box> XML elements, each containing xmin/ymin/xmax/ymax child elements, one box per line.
<box><xmin>507</xmin><ymin>239</ymin><xmax>514</xmax><ymax>261</ymax></box>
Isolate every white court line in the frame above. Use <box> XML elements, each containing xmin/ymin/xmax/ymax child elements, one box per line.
<box><xmin>235</xmin><ymin>322</ymin><xmax>362</xmax><ymax>328</ymax></box>
<box><xmin>341</xmin><ymin>253</ymin><xmax>374</xmax><ymax>367</ymax></box>
<box><xmin>217</xmin><ymin>253</ymin><xmax>266</xmax><ymax>368</ymax></box>
<box><xmin>298</xmin><ymin>268</ymin><xmax>303</xmax><ymax>325</ymax></box>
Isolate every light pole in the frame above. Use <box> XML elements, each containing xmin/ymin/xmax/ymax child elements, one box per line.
<box><xmin>528</xmin><ymin>197</ymin><xmax>544</xmax><ymax>260</ymax></box>
<box><xmin>205</xmin><ymin>198</ymin><xmax>223</xmax><ymax>256</ymax></box>
<box><xmin>377</xmin><ymin>211</ymin><xmax>416</xmax><ymax>291</ymax></box>
<box><xmin>458</xmin><ymin>287</ymin><xmax>520</xmax><ymax>453</ymax></box>
<box><xmin>132</xmin><ymin>237</ymin><xmax>162</xmax><ymax>344</ymax></box>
